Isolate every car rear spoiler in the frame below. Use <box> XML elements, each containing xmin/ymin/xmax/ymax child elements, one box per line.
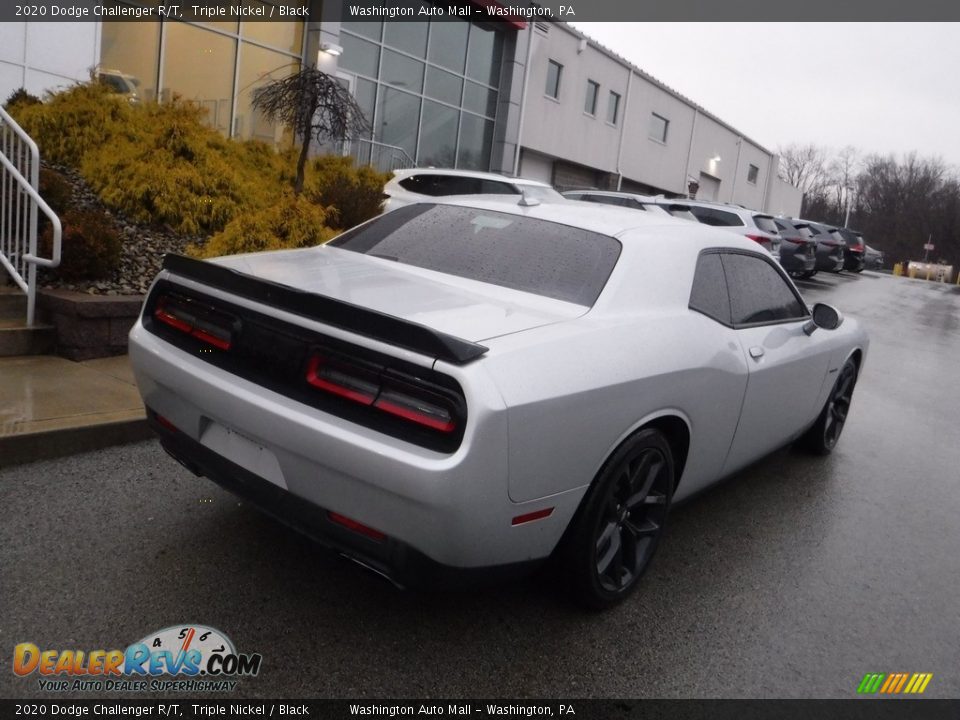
<box><xmin>161</xmin><ymin>254</ymin><xmax>489</xmax><ymax>365</ymax></box>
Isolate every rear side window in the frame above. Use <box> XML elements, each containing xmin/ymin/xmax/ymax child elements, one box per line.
<box><xmin>689</xmin><ymin>253</ymin><xmax>731</xmax><ymax>325</ymax></box>
<box><xmin>584</xmin><ymin>195</ymin><xmax>646</xmax><ymax>210</ymax></box>
<box><xmin>397</xmin><ymin>174</ymin><xmax>520</xmax><ymax>197</ymax></box>
<box><xmin>663</xmin><ymin>205</ymin><xmax>698</xmax><ymax>222</ymax></box>
<box><xmin>689</xmin><ymin>207</ymin><xmax>745</xmax><ymax>227</ymax></box>
<box><xmin>721</xmin><ymin>253</ymin><xmax>808</xmax><ymax>325</ymax></box>
<box><xmin>329</xmin><ymin>204</ymin><xmax>621</xmax><ymax>306</ymax></box>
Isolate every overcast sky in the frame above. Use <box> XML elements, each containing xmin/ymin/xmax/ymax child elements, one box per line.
<box><xmin>570</xmin><ymin>23</ymin><xmax>960</xmax><ymax>167</ymax></box>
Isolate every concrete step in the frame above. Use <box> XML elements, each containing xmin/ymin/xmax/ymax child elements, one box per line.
<box><xmin>0</xmin><ymin>321</ymin><xmax>56</xmax><ymax>356</ymax></box>
<box><xmin>0</xmin><ymin>286</ymin><xmax>27</xmax><ymax>320</ymax></box>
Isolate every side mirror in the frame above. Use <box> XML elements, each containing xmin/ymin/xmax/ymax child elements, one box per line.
<box><xmin>804</xmin><ymin>303</ymin><xmax>844</xmax><ymax>335</ymax></box>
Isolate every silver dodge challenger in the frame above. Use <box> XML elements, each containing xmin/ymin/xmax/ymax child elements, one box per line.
<box><xmin>129</xmin><ymin>198</ymin><xmax>868</xmax><ymax>608</ymax></box>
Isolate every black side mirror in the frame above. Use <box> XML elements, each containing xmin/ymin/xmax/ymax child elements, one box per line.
<box><xmin>804</xmin><ymin>303</ymin><xmax>844</xmax><ymax>335</ymax></box>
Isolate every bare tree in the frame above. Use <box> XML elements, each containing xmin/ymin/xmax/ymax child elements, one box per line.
<box><xmin>253</xmin><ymin>68</ymin><xmax>371</xmax><ymax>195</ymax></box>
<box><xmin>778</xmin><ymin>143</ymin><xmax>831</xmax><ymax>197</ymax></box>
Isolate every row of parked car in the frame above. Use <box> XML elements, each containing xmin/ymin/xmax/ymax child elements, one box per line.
<box><xmin>381</xmin><ymin>168</ymin><xmax>885</xmax><ymax>278</ymax></box>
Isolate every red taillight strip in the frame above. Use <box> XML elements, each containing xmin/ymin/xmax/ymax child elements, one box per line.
<box><xmin>328</xmin><ymin>511</ymin><xmax>386</xmax><ymax>541</ymax></box>
<box><xmin>512</xmin><ymin>508</ymin><xmax>555</xmax><ymax>526</ymax></box>
<box><xmin>305</xmin><ymin>355</ymin><xmax>376</xmax><ymax>405</ymax></box>
<box><xmin>745</xmin><ymin>234</ymin><xmax>770</xmax><ymax>245</ymax></box>
<box><xmin>304</xmin><ymin>352</ymin><xmax>459</xmax><ymax>434</ymax></box>
<box><xmin>373</xmin><ymin>397</ymin><xmax>456</xmax><ymax>433</ymax></box>
<box><xmin>154</xmin><ymin>413</ymin><xmax>178</xmax><ymax>433</ymax></box>
<box><xmin>154</xmin><ymin>295</ymin><xmax>234</xmax><ymax>351</ymax></box>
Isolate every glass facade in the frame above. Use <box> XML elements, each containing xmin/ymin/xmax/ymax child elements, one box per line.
<box><xmin>339</xmin><ymin>3</ymin><xmax>506</xmax><ymax>170</ymax></box>
<box><xmin>99</xmin><ymin>3</ymin><xmax>304</xmax><ymax>143</ymax></box>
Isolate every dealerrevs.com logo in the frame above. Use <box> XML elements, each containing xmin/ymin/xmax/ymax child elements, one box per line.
<box><xmin>13</xmin><ymin>625</ymin><xmax>262</xmax><ymax>693</ymax></box>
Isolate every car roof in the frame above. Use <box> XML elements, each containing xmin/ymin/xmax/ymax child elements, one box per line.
<box><xmin>390</xmin><ymin>168</ymin><xmax>553</xmax><ymax>189</ymax></box>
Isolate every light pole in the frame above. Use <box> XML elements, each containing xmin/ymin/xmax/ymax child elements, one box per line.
<box><xmin>843</xmin><ymin>185</ymin><xmax>854</xmax><ymax>228</ymax></box>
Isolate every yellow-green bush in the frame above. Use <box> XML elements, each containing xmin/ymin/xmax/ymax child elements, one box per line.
<box><xmin>3</xmin><ymin>88</ymin><xmax>42</xmax><ymax>112</ymax></box>
<box><xmin>12</xmin><ymin>84</ymin><xmax>136</xmax><ymax>167</ymax></box>
<box><xmin>305</xmin><ymin>155</ymin><xmax>390</xmax><ymax>229</ymax></box>
<box><xmin>40</xmin><ymin>208</ymin><xmax>121</xmax><ymax>281</ymax></box>
<box><xmin>13</xmin><ymin>82</ymin><xmax>387</xmax><ymax>252</ymax></box>
<box><xmin>189</xmin><ymin>193</ymin><xmax>338</xmax><ymax>259</ymax></box>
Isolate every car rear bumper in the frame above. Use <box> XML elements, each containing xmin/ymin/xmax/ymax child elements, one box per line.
<box><xmin>152</xmin><ymin>412</ymin><xmax>542</xmax><ymax>589</ymax></box>
<box><xmin>129</xmin><ymin>322</ymin><xmax>578</xmax><ymax>576</ymax></box>
<box><xmin>815</xmin><ymin>247</ymin><xmax>845</xmax><ymax>272</ymax></box>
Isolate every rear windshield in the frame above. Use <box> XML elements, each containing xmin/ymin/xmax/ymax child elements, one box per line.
<box><xmin>688</xmin><ymin>206</ymin><xmax>745</xmax><ymax>227</ymax></box>
<box><xmin>328</xmin><ymin>204</ymin><xmax>621</xmax><ymax>306</ymax></box>
<box><xmin>753</xmin><ymin>215</ymin><xmax>780</xmax><ymax>234</ymax></box>
<box><xmin>397</xmin><ymin>174</ymin><xmax>520</xmax><ymax>197</ymax></box>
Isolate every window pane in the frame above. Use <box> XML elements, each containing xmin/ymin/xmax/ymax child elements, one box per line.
<box><xmin>466</xmin><ymin>24</ymin><xmax>503</xmax><ymax>87</ymax></box>
<box><xmin>689</xmin><ymin>253</ymin><xmax>730</xmax><ymax>325</ymax></box>
<box><xmin>428</xmin><ymin>21</ymin><xmax>468</xmax><ymax>73</ymax></box>
<box><xmin>382</xmin><ymin>49</ymin><xmax>424</xmax><ymax>93</ymax></box>
<box><xmin>162</xmin><ymin>23</ymin><xmax>236</xmax><ymax>132</ymax></box>
<box><xmin>235</xmin><ymin>44</ymin><xmax>298</xmax><ymax>143</ymax></box>
<box><xmin>241</xmin><ymin>3</ymin><xmax>305</xmax><ymax>54</ymax></box>
<box><xmin>383</xmin><ymin>16</ymin><xmax>428</xmax><ymax>57</ymax></box>
<box><xmin>100</xmin><ymin>21</ymin><xmax>160</xmax><ymax>102</ymax></box>
<box><xmin>339</xmin><ymin>33</ymin><xmax>380</xmax><ymax>78</ymax></box>
<box><xmin>747</xmin><ymin>164</ymin><xmax>759</xmax><ymax>184</ymax></box>
<box><xmin>329</xmin><ymin>204</ymin><xmax>622</xmax><ymax>306</ymax></box>
<box><xmin>607</xmin><ymin>91</ymin><xmax>620</xmax><ymax>124</ymax></box>
<box><xmin>546</xmin><ymin>60</ymin><xmax>561</xmax><ymax>98</ymax></box>
<box><xmin>457</xmin><ymin>113</ymin><xmax>493</xmax><ymax>170</ymax></box>
<box><xmin>376</xmin><ymin>86</ymin><xmax>420</xmax><ymax>161</ymax></box>
<box><xmin>722</xmin><ymin>253</ymin><xmax>807</xmax><ymax>325</ymax></box>
<box><xmin>418</xmin><ymin>101</ymin><xmax>458</xmax><ymax>167</ymax></box>
<box><xmin>425</xmin><ymin>66</ymin><xmax>462</xmax><ymax>106</ymax></box>
<box><xmin>584</xmin><ymin>80</ymin><xmax>598</xmax><ymax>114</ymax></box>
<box><xmin>341</xmin><ymin>20</ymin><xmax>382</xmax><ymax>41</ymax></box>
<box><xmin>753</xmin><ymin>216</ymin><xmax>779</xmax><ymax>233</ymax></box>
<box><xmin>463</xmin><ymin>81</ymin><xmax>497</xmax><ymax>118</ymax></box>
<box><xmin>649</xmin><ymin>113</ymin><xmax>668</xmax><ymax>142</ymax></box>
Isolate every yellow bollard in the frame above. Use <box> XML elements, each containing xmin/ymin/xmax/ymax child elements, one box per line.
<box><xmin>893</xmin><ymin>262</ymin><xmax>902</xmax><ymax>276</ymax></box>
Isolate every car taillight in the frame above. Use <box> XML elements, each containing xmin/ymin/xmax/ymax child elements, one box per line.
<box><xmin>154</xmin><ymin>293</ymin><xmax>236</xmax><ymax>350</ymax></box>
<box><xmin>746</xmin><ymin>234</ymin><xmax>771</xmax><ymax>247</ymax></box>
<box><xmin>305</xmin><ymin>351</ymin><xmax>460</xmax><ymax>434</ymax></box>
<box><xmin>851</xmin><ymin>244</ymin><xmax>864</xmax><ymax>253</ymax></box>
<box><xmin>328</xmin><ymin>511</ymin><xmax>386</xmax><ymax>541</ymax></box>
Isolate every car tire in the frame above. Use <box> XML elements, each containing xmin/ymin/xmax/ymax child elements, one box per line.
<box><xmin>800</xmin><ymin>358</ymin><xmax>859</xmax><ymax>455</ymax></box>
<box><xmin>561</xmin><ymin>428</ymin><xmax>674</xmax><ymax>610</ymax></box>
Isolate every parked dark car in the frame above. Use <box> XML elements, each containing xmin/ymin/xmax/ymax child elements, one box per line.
<box><xmin>834</xmin><ymin>228</ymin><xmax>866</xmax><ymax>272</ymax></box>
<box><xmin>773</xmin><ymin>218</ymin><xmax>817</xmax><ymax>278</ymax></box>
<box><xmin>864</xmin><ymin>244</ymin><xmax>884</xmax><ymax>270</ymax></box>
<box><xmin>798</xmin><ymin>219</ymin><xmax>845</xmax><ymax>273</ymax></box>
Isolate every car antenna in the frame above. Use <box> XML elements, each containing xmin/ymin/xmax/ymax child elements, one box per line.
<box><xmin>518</xmin><ymin>189</ymin><xmax>540</xmax><ymax>207</ymax></box>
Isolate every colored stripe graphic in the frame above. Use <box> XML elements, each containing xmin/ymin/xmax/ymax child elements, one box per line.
<box><xmin>857</xmin><ymin>672</ymin><xmax>932</xmax><ymax>694</ymax></box>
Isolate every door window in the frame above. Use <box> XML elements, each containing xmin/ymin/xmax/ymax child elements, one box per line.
<box><xmin>721</xmin><ymin>253</ymin><xmax>808</xmax><ymax>325</ymax></box>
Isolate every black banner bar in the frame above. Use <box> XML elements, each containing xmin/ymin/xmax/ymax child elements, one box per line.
<box><xmin>2</xmin><ymin>700</ymin><xmax>960</xmax><ymax>720</ymax></box>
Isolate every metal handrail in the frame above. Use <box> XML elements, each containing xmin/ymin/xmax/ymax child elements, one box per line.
<box><xmin>0</xmin><ymin>105</ymin><xmax>61</xmax><ymax>326</ymax></box>
<box><xmin>336</xmin><ymin>137</ymin><xmax>416</xmax><ymax>173</ymax></box>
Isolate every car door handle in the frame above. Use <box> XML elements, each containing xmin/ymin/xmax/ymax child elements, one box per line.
<box><xmin>749</xmin><ymin>346</ymin><xmax>765</xmax><ymax>359</ymax></box>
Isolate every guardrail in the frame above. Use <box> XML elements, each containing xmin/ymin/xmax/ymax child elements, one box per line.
<box><xmin>0</xmin><ymin>105</ymin><xmax>61</xmax><ymax>326</ymax></box>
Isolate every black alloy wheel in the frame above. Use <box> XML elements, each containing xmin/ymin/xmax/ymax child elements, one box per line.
<box><xmin>563</xmin><ymin>428</ymin><xmax>674</xmax><ymax>609</ymax></box>
<box><xmin>801</xmin><ymin>358</ymin><xmax>859</xmax><ymax>455</ymax></box>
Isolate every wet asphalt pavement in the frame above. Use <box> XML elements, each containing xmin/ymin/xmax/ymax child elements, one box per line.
<box><xmin>1</xmin><ymin>271</ymin><xmax>959</xmax><ymax>700</ymax></box>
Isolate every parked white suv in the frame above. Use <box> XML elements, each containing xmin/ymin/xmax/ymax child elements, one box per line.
<box><xmin>561</xmin><ymin>190</ymin><xmax>698</xmax><ymax>221</ymax></box>
<box><xmin>383</xmin><ymin>169</ymin><xmax>565</xmax><ymax>213</ymax></box>
<box><xmin>652</xmin><ymin>199</ymin><xmax>781</xmax><ymax>256</ymax></box>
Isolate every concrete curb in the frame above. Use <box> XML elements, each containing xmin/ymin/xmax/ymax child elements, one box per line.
<box><xmin>0</xmin><ymin>417</ymin><xmax>154</xmax><ymax>469</ymax></box>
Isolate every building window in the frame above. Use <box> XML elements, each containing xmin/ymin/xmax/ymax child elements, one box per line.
<box><xmin>584</xmin><ymin>80</ymin><xmax>599</xmax><ymax>115</ymax></box>
<box><xmin>649</xmin><ymin>113</ymin><xmax>669</xmax><ymax>143</ymax></box>
<box><xmin>545</xmin><ymin>60</ymin><xmax>562</xmax><ymax>99</ymax></box>
<box><xmin>747</xmin><ymin>164</ymin><xmax>760</xmax><ymax>184</ymax></box>
<box><xmin>607</xmin><ymin>91</ymin><xmax>620</xmax><ymax>125</ymax></box>
<box><xmin>339</xmin><ymin>9</ymin><xmax>504</xmax><ymax>171</ymax></box>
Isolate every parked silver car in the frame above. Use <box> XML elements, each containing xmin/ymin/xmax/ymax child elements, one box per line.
<box><xmin>655</xmin><ymin>199</ymin><xmax>782</xmax><ymax>258</ymax></box>
<box><xmin>561</xmin><ymin>190</ymin><xmax>697</xmax><ymax>221</ymax></box>
<box><xmin>382</xmin><ymin>168</ymin><xmax>564</xmax><ymax>213</ymax></box>
<box><xmin>129</xmin><ymin>199</ymin><xmax>868</xmax><ymax>608</ymax></box>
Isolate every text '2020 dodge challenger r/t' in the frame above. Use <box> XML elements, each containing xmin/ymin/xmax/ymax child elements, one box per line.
<box><xmin>129</xmin><ymin>198</ymin><xmax>868</xmax><ymax>608</ymax></box>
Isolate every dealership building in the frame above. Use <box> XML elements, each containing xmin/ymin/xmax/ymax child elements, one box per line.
<box><xmin>0</xmin><ymin>2</ymin><xmax>802</xmax><ymax>214</ymax></box>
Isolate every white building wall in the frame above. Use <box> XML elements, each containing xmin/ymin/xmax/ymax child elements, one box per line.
<box><xmin>0</xmin><ymin>23</ymin><xmax>100</xmax><ymax>102</ymax></box>
<box><xmin>520</xmin><ymin>27</ymin><xmax>626</xmax><ymax>176</ymax></box>
<box><xmin>766</xmin><ymin>176</ymin><xmax>804</xmax><ymax>217</ymax></box>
